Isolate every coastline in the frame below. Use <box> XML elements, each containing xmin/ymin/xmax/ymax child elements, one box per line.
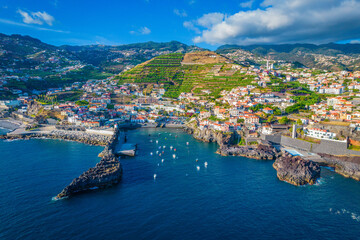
<box><xmin>55</xmin><ymin>127</ymin><xmax>123</xmax><ymax>199</ymax></box>
<box><xmin>3</xmin><ymin>119</ymin><xmax>360</xmax><ymax>192</ymax></box>
<box><xmin>0</xmin><ymin>130</ymin><xmax>112</xmax><ymax>146</ymax></box>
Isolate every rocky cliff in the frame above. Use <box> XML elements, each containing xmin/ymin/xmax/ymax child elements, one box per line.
<box><xmin>273</xmin><ymin>153</ymin><xmax>321</xmax><ymax>186</ymax></box>
<box><xmin>55</xmin><ymin>153</ymin><xmax>122</xmax><ymax>199</ymax></box>
<box><xmin>185</xmin><ymin>121</ymin><xmax>235</xmax><ymax>147</ymax></box>
<box><xmin>55</xmin><ymin>127</ymin><xmax>122</xmax><ymax>199</ymax></box>
<box><xmin>318</xmin><ymin>153</ymin><xmax>360</xmax><ymax>181</ymax></box>
<box><xmin>217</xmin><ymin>144</ymin><xmax>280</xmax><ymax>160</ymax></box>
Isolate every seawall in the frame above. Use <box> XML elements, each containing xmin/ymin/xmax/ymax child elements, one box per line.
<box><xmin>55</xmin><ymin>127</ymin><xmax>122</xmax><ymax>199</ymax></box>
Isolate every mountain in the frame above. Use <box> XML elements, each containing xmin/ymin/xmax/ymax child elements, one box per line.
<box><xmin>115</xmin><ymin>51</ymin><xmax>254</xmax><ymax>98</ymax></box>
<box><xmin>217</xmin><ymin>43</ymin><xmax>360</xmax><ymax>71</ymax></box>
<box><xmin>0</xmin><ymin>33</ymin><xmax>209</xmax><ymax>92</ymax></box>
<box><xmin>0</xmin><ymin>33</ymin><xmax>76</xmax><ymax>69</ymax></box>
<box><xmin>61</xmin><ymin>41</ymin><xmax>204</xmax><ymax>73</ymax></box>
<box><xmin>0</xmin><ymin>33</ymin><xmax>206</xmax><ymax>74</ymax></box>
<box><xmin>217</xmin><ymin>43</ymin><xmax>360</xmax><ymax>55</ymax></box>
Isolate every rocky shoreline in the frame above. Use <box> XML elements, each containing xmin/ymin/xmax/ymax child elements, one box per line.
<box><xmin>0</xmin><ymin>130</ymin><xmax>112</xmax><ymax>146</ymax></box>
<box><xmin>217</xmin><ymin>144</ymin><xmax>281</xmax><ymax>160</ymax></box>
<box><xmin>184</xmin><ymin>121</ymin><xmax>235</xmax><ymax>148</ymax></box>
<box><xmin>55</xmin><ymin>128</ymin><xmax>122</xmax><ymax>199</ymax></box>
<box><xmin>185</xmin><ymin>121</ymin><xmax>322</xmax><ymax>186</ymax></box>
<box><xmin>317</xmin><ymin>153</ymin><xmax>360</xmax><ymax>181</ymax></box>
<box><xmin>273</xmin><ymin>153</ymin><xmax>321</xmax><ymax>186</ymax></box>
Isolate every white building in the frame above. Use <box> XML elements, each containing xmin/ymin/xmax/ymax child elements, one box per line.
<box><xmin>304</xmin><ymin>127</ymin><xmax>336</xmax><ymax>140</ymax></box>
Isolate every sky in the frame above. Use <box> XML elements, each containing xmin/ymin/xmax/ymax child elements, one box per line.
<box><xmin>1</xmin><ymin>0</ymin><xmax>360</xmax><ymax>49</ymax></box>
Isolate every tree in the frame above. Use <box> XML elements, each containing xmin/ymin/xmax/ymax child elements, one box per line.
<box><xmin>237</xmin><ymin>118</ymin><xmax>244</xmax><ymax>123</ymax></box>
<box><xmin>75</xmin><ymin>100</ymin><xmax>89</xmax><ymax>106</ymax></box>
<box><xmin>267</xmin><ymin>115</ymin><xmax>275</xmax><ymax>123</ymax></box>
<box><xmin>296</xmin><ymin>119</ymin><xmax>302</xmax><ymax>125</ymax></box>
<box><xmin>279</xmin><ymin>116</ymin><xmax>290</xmax><ymax>125</ymax></box>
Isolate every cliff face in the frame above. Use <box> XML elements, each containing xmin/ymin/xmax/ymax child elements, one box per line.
<box><xmin>318</xmin><ymin>154</ymin><xmax>360</xmax><ymax>181</ymax></box>
<box><xmin>273</xmin><ymin>153</ymin><xmax>321</xmax><ymax>186</ymax></box>
<box><xmin>217</xmin><ymin>144</ymin><xmax>280</xmax><ymax>160</ymax></box>
<box><xmin>56</xmin><ymin>154</ymin><xmax>122</xmax><ymax>199</ymax></box>
<box><xmin>185</xmin><ymin>122</ymin><xmax>235</xmax><ymax>147</ymax></box>
<box><xmin>27</xmin><ymin>101</ymin><xmax>42</xmax><ymax>116</ymax></box>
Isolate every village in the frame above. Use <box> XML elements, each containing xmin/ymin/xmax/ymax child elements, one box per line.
<box><xmin>3</xmin><ymin>56</ymin><xmax>360</xmax><ymax>153</ymax></box>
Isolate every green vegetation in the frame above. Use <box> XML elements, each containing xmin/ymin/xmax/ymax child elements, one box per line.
<box><xmin>51</xmin><ymin>91</ymin><xmax>84</xmax><ymax>102</ymax></box>
<box><xmin>278</xmin><ymin>116</ymin><xmax>291</xmax><ymax>125</ymax></box>
<box><xmin>75</xmin><ymin>100</ymin><xmax>89</xmax><ymax>106</ymax></box>
<box><xmin>116</xmin><ymin>53</ymin><xmax>256</xmax><ymax>98</ymax></box>
<box><xmin>348</xmin><ymin>145</ymin><xmax>360</xmax><ymax>151</ymax></box>
<box><xmin>37</xmin><ymin>94</ymin><xmax>58</xmax><ymax>105</ymax></box>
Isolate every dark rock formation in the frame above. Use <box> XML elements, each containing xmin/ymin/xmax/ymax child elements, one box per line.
<box><xmin>55</xmin><ymin>127</ymin><xmax>122</xmax><ymax>199</ymax></box>
<box><xmin>318</xmin><ymin>153</ymin><xmax>360</xmax><ymax>181</ymax></box>
<box><xmin>185</xmin><ymin>122</ymin><xmax>235</xmax><ymax>147</ymax></box>
<box><xmin>0</xmin><ymin>130</ymin><xmax>111</xmax><ymax>146</ymax></box>
<box><xmin>217</xmin><ymin>144</ymin><xmax>280</xmax><ymax>160</ymax></box>
<box><xmin>273</xmin><ymin>153</ymin><xmax>321</xmax><ymax>186</ymax></box>
<box><xmin>55</xmin><ymin>153</ymin><xmax>122</xmax><ymax>199</ymax></box>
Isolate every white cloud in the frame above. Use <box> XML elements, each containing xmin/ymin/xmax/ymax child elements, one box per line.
<box><xmin>240</xmin><ymin>0</ymin><xmax>255</xmax><ymax>8</ymax></box>
<box><xmin>188</xmin><ymin>0</ymin><xmax>360</xmax><ymax>45</ymax></box>
<box><xmin>197</xmin><ymin>13</ymin><xmax>225</xmax><ymax>28</ymax></box>
<box><xmin>140</xmin><ymin>27</ymin><xmax>151</xmax><ymax>35</ymax></box>
<box><xmin>17</xmin><ymin>9</ymin><xmax>55</xmax><ymax>26</ymax></box>
<box><xmin>130</xmin><ymin>26</ymin><xmax>151</xmax><ymax>35</ymax></box>
<box><xmin>174</xmin><ymin>9</ymin><xmax>187</xmax><ymax>17</ymax></box>
<box><xmin>0</xmin><ymin>18</ymin><xmax>68</xmax><ymax>33</ymax></box>
<box><xmin>183</xmin><ymin>21</ymin><xmax>200</xmax><ymax>34</ymax></box>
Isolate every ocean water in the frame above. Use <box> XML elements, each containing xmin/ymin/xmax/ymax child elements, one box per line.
<box><xmin>1</xmin><ymin>128</ymin><xmax>360</xmax><ymax>240</ymax></box>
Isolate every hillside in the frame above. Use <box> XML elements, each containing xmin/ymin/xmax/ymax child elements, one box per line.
<box><xmin>116</xmin><ymin>51</ymin><xmax>255</xmax><ymax>98</ymax></box>
<box><xmin>0</xmin><ymin>34</ymin><xmax>205</xmax><ymax>92</ymax></box>
<box><xmin>217</xmin><ymin>43</ymin><xmax>360</xmax><ymax>71</ymax></box>
<box><xmin>61</xmin><ymin>41</ymin><xmax>204</xmax><ymax>73</ymax></box>
<box><xmin>0</xmin><ymin>33</ymin><xmax>76</xmax><ymax>69</ymax></box>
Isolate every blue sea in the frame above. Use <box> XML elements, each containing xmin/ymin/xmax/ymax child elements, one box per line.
<box><xmin>1</xmin><ymin>128</ymin><xmax>360</xmax><ymax>240</ymax></box>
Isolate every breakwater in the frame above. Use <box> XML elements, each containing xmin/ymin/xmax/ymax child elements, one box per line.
<box><xmin>55</xmin><ymin>127</ymin><xmax>122</xmax><ymax>199</ymax></box>
<box><xmin>0</xmin><ymin>130</ymin><xmax>112</xmax><ymax>146</ymax></box>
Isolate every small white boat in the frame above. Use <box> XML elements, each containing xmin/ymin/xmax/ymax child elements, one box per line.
<box><xmin>170</xmin><ymin>146</ymin><xmax>173</xmax><ymax>150</ymax></box>
<box><xmin>154</xmin><ymin>174</ymin><xmax>157</xmax><ymax>180</ymax></box>
<box><xmin>196</xmin><ymin>166</ymin><xmax>200</xmax><ymax>171</ymax></box>
<box><xmin>186</xmin><ymin>142</ymin><xmax>189</xmax><ymax>145</ymax></box>
<box><xmin>150</xmin><ymin>152</ymin><xmax>153</xmax><ymax>156</ymax></box>
<box><xmin>172</xmin><ymin>154</ymin><xmax>176</xmax><ymax>159</ymax></box>
<box><xmin>161</xmin><ymin>159</ymin><xmax>164</xmax><ymax>163</ymax></box>
<box><xmin>204</xmin><ymin>162</ymin><xmax>208</xmax><ymax>167</ymax></box>
<box><xmin>163</xmin><ymin>145</ymin><xmax>166</xmax><ymax>149</ymax></box>
<box><xmin>156</xmin><ymin>140</ymin><xmax>158</xmax><ymax>144</ymax></box>
<box><xmin>156</xmin><ymin>151</ymin><xmax>159</xmax><ymax>154</ymax></box>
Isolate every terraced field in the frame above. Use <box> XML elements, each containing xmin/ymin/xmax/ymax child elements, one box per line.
<box><xmin>116</xmin><ymin>51</ymin><xmax>256</xmax><ymax>98</ymax></box>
